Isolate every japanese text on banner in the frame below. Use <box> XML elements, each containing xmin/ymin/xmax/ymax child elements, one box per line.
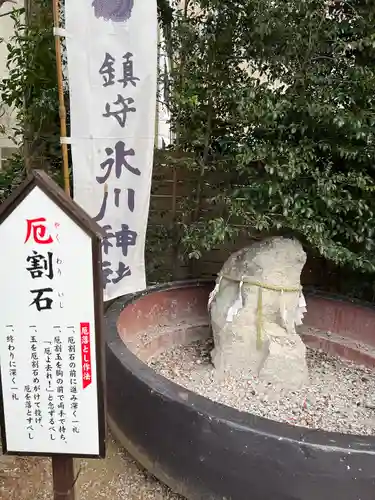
<box><xmin>65</xmin><ymin>0</ymin><xmax>158</xmax><ymax>301</ymax></box>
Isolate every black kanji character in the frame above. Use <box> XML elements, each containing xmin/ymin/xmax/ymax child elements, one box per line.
<box><xmin>99</xmin><ymin>52</ymin><xmax>115</xmax><ymax>87</ymax></box>
<box><xmin>102</xmin><ymin>95</ymin><xmax>136</xmax><ymax>128</ymax></box>
<box><xmin>102</xmin><ymin>261</ymin><xmax>131</xmax><ymax>288</ymax></box>
<box><xmin>26</xmin><ymin>251</ymin><xmax>54</xmax><ymax>279</ymax></box>
<box><xmin>101</xmin><ymin>224</ymin><xmax>137</xmax><ymax>257</ymax></box>
<box><xmin>102</xmin><ymin>225</ymin><xmax>114</xmax><ymax>255</ymax></box>
<box><xmin>92</xmin><ymin>0</ymin><xmax>134</xmax><ymax>22</ymax></box>
<box><xmin>30</xmin><ymin>288</ymin><xmax>53</xmax><ymax>312</ymax></box>
<box><xmin>128</xmin><ymin>188</ymin><xmax>135</xmax><ymax>212</ymax></box>
<box><xmin>94</xmin><ymin>190</ymin><xmax>109</xmax><ymax>223</ymax></box>
<box><xmin>112</xmin><ymin>262</ymin><xmax>131</xmax><ymax>284</ymax></box>
<box><xmin>96</xmin><ymin>141</ymin><xmax>140</xmax><ymax>184</ymax></box>
<box><xmin>102</xmin><ymin>261</ymin><xmax>113</xmax><ymax>289</ymax></box>
<box><xmin>95</xmin><ymin>188</ymin><xmax>136</xmax><ymax>221</ymax></box>
<box><xmin>118</xmin><ymin>52</ymin><xmax>140</xmax><ymax>88</ymax></box>
<box><xmin>114</xmin><ymin>188</ymin><xmax>121</xmax><ymax>207</ymax></box>
<box><xmin>114</xmin><ymin>187</ymin><xmax>135</xmax><ymax>212</ymax></box>
<box><xmin>114</xmin><ymin>224</ymin><xmax>137</xmax><ymax>257</ymax></box>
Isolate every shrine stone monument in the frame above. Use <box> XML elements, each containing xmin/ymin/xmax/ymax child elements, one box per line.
<box><xmin>209</xmin><ymin>237</ymin><xmax>309</xmax><ymax>390</ymax></box>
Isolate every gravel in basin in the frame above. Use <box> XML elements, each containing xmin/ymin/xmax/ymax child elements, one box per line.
<box><xmin>148</xmin><ymin>339</ymin><xmax>375</xmax><ymax>436</ymax></box>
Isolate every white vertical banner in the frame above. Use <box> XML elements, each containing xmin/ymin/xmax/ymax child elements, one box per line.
<box><xmin>64</xmin><ymin>0</ymin><xmax>158</xmax><ymax>301</ymax></box>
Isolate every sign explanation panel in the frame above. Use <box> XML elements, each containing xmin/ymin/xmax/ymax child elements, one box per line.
<box><xmin>0</xmin><ymin>170</ymin><xmax>106</xmax><ymax>458</ymax></box>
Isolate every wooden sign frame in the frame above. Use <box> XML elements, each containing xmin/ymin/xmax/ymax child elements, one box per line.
<box><xmin>0</xmin><ymin>170</ymin><xmax>106</xmax><ymax>459</ymax></box>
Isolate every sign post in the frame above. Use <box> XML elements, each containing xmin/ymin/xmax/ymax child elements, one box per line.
<box><xmin>0</xmin><ymin>170</ymin><xmax>106</xmax><ymax>499</ymax></box>
<box><xmin>52</xmin><ymin>455</ymin><xmax>76</xmax><ymax>500</ymax></box>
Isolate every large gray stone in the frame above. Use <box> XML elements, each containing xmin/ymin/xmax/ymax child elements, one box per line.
<box><xmin>209</xmin><ymin>237</ymin><xmax>309</xmax><ymax>390</ymax></box>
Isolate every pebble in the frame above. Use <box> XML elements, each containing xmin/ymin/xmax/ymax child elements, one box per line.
<box><xmin>149</xmin><ymin>340</ymin><xmax>375</xmax><ymax>436</ymax></box>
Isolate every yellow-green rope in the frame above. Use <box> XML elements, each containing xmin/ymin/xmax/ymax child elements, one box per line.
<box><xmin>256</xmin><ymin>287</ymin><xmax>263</xmax><ymax>350</ymax></box>
<box><xmin>219</xmin><ymin>273</ymin><xmax>301</xmax><ymax>293</ymax></box>
<box><xmin>219</xmin><ymin>273</ymin><xmax>301</xmax><ymax>350</ymax></box>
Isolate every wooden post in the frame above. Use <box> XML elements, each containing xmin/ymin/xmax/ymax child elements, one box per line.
<box><xmin>51</xmin><ymin>2</ymin><xmax>75</xmax><ymax>497</ymax></box>
<box><xmin>52</xmin><ymin>456</ymin><xmax>76</xmax><ymax>500</ymax></box>
<box><xmin>52</xmin><ymin>0</ymin><xmax>70</xmax><ymax>196</ymax></box>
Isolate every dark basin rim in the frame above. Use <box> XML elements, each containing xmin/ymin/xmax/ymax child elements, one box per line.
<box><xmin>105</xmin><ymin>279</ymin><xmax>375</xmax><ymax>455</ymax></box>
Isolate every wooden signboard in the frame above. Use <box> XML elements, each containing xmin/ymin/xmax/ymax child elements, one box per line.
<box><xmin>0</xmin><ymin>170</ymin><xmax>106</xmax><ymax>498</ymax></box>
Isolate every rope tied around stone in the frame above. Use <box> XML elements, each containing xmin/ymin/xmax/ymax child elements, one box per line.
<box><xmin>219</xmin><ymin>273</ymin><xmax>302</xmax><ymax>293</ymax></box>
<box><xmin>218</xmin><ymin>273</ymin><xmax>302</xmax><ymax>350</ymax></box>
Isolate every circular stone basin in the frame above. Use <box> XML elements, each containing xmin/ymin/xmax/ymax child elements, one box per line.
<box><xmin>104</xmin><ymin>280</ymin><xmax>375</xmax><ymax>500</ymax></box>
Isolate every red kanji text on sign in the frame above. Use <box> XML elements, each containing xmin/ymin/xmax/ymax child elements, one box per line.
<box><xmin>25</xmin><ymin>218</ymin><xmax>54</xmax><ymax>244</ymax></box>
<box><xmin>80</xmin><ymin>322</ymin><xmax>92</xmax><ymax>389</ymax></box>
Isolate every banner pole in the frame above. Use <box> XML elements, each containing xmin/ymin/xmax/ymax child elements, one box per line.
<box><xmin>154</xmin><ymin>23</ymin><xmax>160</xmax><ymax>148</ymax></box>
<box><xmin>52</xmin><ymin>0</ymin><xmax>71</xmax><ymax>197</ymax></box>
<box><xmin>51</xmin><ymin>7</ymin><xmax>76</xmax><ymax>498</ymax></box>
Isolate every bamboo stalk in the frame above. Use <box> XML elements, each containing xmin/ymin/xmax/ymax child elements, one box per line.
<box><xmin>190</xmin><ymin>30</ymin><xmax>215</xmax><ymax>278</ymax></box>
<box><xmin>154</xmin><ymin>23</ymin><xmax>160</xmax><ymax>148</ymax></box>
<box><xmin>171</xmin><ymin>168</ymin><xmax>177</xmax><ymax>217</ymax></box>
<box><xmin>193</xmin><ymin>100</ymin><xmax>213</xmax><ymax>222</ymax></box>
<box><xmin>171</xmin><ymin>166</ymin><xmax>179</xmax><ymax>279</ymax></box>
<box><xmin>52</xmin><ymin>0</ymin><xmax>70</xmax><ymax>197</ymax></box>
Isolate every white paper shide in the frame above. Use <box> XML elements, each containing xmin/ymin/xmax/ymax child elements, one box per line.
<box><xmin>0</xmin><ymin>186</ymin><xmax>100</xmax><ymax>456</ymax></box>
<box><xmin>64</xmin><ymin>0</ymin><xmax>158</xmax><ymax>301</ymax></box>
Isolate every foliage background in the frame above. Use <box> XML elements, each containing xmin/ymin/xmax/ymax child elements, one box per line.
<box><xmin>0</xmin><ymin>0</ymin><xmax>62</xmax><ymax>203</ymax></box>
<box><xmin>160</xmin><ymin>0</ymin><xmax>375</xmax><ymax>269</ymax></box>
